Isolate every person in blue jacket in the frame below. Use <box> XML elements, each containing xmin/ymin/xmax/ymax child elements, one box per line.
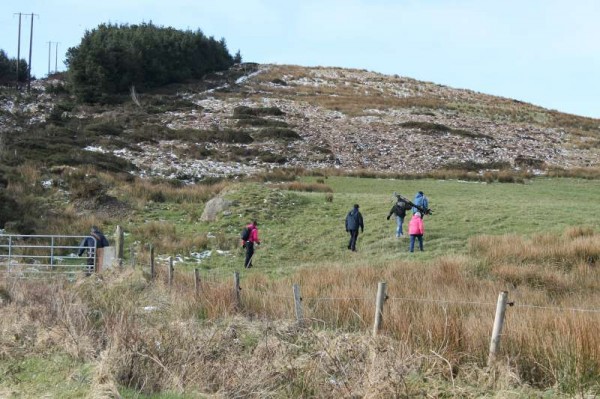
<box><xmin>412</xmin><ymin>191</ymin><xmax>429</xmax><ymax>217</ymax></box>
<box><xmin>345</xmin><ymin>204</ymin><xmax>364</xmax><ymax>251</ymax></box>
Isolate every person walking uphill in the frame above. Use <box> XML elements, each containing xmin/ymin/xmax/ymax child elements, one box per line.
<box><xmin>78</xmin><ymin>226</ymin><xmax>110</xmax><ymax>275</ymax></box>
<box><xmin>345</xmin><ymin>204</ymin><xmax>364</xmax><ymax>252</ymax></box>
<box><xmin>412</xmin><ymin>191</ymin><xmax>429</xmax><ymax>217</ymax></box>
<box><xmin>241</xmin><ymin>221</ymin><xmax>260</xmax><ymax>268</ymax></box>
<box><xmin>387</xmin><ymin>198</ymin><xmax>408</xmax><ymax>238</ymax></box>
<box><xmin>408</xmin><ymin>212</ymin><xmax>425</xmax><ymax>252</ymax></box>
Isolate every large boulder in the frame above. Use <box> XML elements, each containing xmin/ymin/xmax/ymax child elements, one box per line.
<box><xmin>201</xmin><ymin>197</ymin><xmax>233</xmax><ymax>222</ymax></box>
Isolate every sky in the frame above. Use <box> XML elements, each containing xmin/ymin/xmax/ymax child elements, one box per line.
<box><xmin>1</xmin><ymin>0</ymin><xmax>598</xmax><ymax>119</ymax></box>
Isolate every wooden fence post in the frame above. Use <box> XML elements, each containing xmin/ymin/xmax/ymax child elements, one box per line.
<box><xmin>168</xmin><ymin>256</ymin><xmax>174</xmax><ymax>286</ymax></box>
<box><xmin>372</xmin><ymin>282</ymin><xmax>387</xmax><ymax>336</ymax></box>
<box><xmin>293</xmin><ymin>283</ymin><xmax>304</xmax><ymax>326</ymax></box>
<box><xmin>115</xmin><ymin>225</ymin><xmax>124</xmax><ymax>267</ymax></box>
<box><xmin>488</xmin><ymin>291</ymin><xmax>509</xmax><ymax>366</ymax></box>
<box><xmin>194</xmin><ymin>268</ymin><xmax>201</xmax><ymax>296</ymax></box>
<box><xmin>234</xmin><ymin>271</ymin><xmax>241</xmax><ymax>309</ymax></box>
<box><xmin>130</xmin><ymin>245</ymin><xmax>135</xmax><ymax>269</ymax></box>
<box><xmin>149</xmin><ymin>244</ymin><xmax>155</xmax><ymax>280</ymax></box>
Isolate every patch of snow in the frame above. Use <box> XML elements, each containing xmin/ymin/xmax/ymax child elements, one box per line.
<box><xmin>191</xmin><ymin>250</ymin><xmax>212</xmax><ymax>260</ymax></box>
<box><xmin>235</xmin><ymin>69</ymin><xmax>264</xmax><ymax>85</ymax></box>
<box><xmin>84</xmin><ymin>146</ymin><xmax>107</xmax><ymax>153</ymax></box>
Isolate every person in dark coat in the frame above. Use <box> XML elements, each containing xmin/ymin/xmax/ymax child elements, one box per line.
<box><xmin>345</xmin><ymin>204</ymin><xmax>364</xmax><ymax>251</ymax></box>
<box><xmin>387</xmin><ymin>198</ymin><xmax>408</xmax><ymax>238</ymax></box>
<box><xmin>78</xmin><ymin>226</ymin><xmax>109</xmax><ymax>275</ymax></box>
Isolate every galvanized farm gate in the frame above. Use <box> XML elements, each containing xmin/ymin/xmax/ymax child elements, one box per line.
<box><xmin>0</xmin><ymin>234</ymin><xmax>96</xmax><ymax>278</ymax></box>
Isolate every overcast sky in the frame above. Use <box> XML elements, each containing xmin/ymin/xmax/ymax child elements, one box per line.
<box><xmin>1</xmin><ymin>0</ymin><xmax>598</xmax><ymax>118</ymax></box>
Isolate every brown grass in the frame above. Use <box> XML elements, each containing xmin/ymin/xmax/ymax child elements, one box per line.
<box><xmin>1</xmin><ymin>229</ymin><xmax>599</xmax><ymax>396</ymax></box>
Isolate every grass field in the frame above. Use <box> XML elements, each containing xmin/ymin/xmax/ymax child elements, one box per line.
<box><xmin>134</xmin><ymin>176</ymin><xmax>600</xmax><ymax>273</ymax></box>
<box><xmin>2</xmin><ymin>176</ymin><xmax>600</xmax><ymax>397</ymax></box>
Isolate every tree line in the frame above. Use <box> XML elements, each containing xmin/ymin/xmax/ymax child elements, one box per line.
<box><xmin>1</xmin><ymin>22</ymin><xmax>240</xmax><ymax>101</ymax></box>
<box><xmin>65</xmin><ymin>23</ymin><xmax>239</xmax><ymax>102</ymax></box>
<box><xmin>0</xmin><ymin>50</ymin><xmax>28</xmax><ymax>86</ymax></box>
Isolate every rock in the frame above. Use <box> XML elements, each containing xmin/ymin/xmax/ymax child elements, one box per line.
<box><xmin>201</xmin><ymin>197</ymin><xmax>234</xmax><ymax>222</ymax></box>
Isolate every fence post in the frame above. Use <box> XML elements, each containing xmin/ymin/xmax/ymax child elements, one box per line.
<box><xmin>488</xmin><ymin>291</ymin><xmax>509</xmax><ymax>366</ymax></box>
<box><xmin>168</xmin><ymin>256</ymin><xmax>174</xmax><ymax>286</ymax></box>
<box><xmin>50</xmin><ymin>236</ymin><xmax>55</xmax><ymax>270</ymax></box>
<box><xmin>149</xmin><ymin>244</ymin><xmax>155</xmax><ymax>280</ymax></box>
<box><xmin>372</xmin><ymin>281</ymin><xmax>387</xmax><ymax>337</ymax></box>
<box><xmin>234</xmin><ymin>271</ymin><xmax>241</xmax><ymax>309</ymax></box>
<box><xmin>130</xmin><ymin>245</ymin><xmax>135</xmax><ymax>269</ymax></box>
<box><xmin>293</xmin><ymin>283</ymin><xmax>304</xmax><ymax>326</ymax></box>
<box><xmin>115</xmin><ymin>225</ymin><xmax>124</xmax><ymax>267</ymax></box>
<box><xmin>194</xmin><ymin>268</ymin><xmax>201</xmax><ymax>296</ymax></box>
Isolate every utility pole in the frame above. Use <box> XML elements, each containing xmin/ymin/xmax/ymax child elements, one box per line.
<box><xmin>47</xmin><ymin>41</ymin><xmax>51</xmax><ymax>76</ymax></box>
<box><xmin>14</xmin><ymin>13</ymin><xmax>24</xmax><ymax>89</ymax></box>
<box><xmin>54</xmin><ymin>42</ymin><xmax>59</xmax><ymax>73</ymax></box>
<box><xmin>46</xmin><ymin>41</ymin><xmax>59</xmax><ymax>75</ymax></box>
<box><xmin>27</xmin><ymin>13</ymin><xmax>38</xmax><ymax>93</ymax></box>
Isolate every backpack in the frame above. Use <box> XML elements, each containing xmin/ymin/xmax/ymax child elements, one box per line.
<box><xmin>241</xmin><ymin>226</ymin><xmax>251</xmax><ymax>241</ymax></box>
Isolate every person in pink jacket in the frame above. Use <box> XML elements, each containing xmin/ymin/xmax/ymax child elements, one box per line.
<box><xmin>242</xmin><ymin>221</ymin><xmax>260</xmax><ymax>268</ymax></box>
<box><xmin>408</xmin><ymin>212</ymin><xmax>424</xmax><ymax>252</ymax></box>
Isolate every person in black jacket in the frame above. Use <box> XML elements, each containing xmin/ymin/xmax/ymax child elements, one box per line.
<box><xmin>345</xmin><ymin>204</ymin><xmax>364</xmax><ymax>251</ymax></box>
<box><xmin>387</xmin><ymin>198</ymin><xmax>408</xmax><ymax>238</ymax></box>
<box><xmin>78</xmin><ymin>226</ymin><xmax>110</xmax><ymax>275</ymax></box>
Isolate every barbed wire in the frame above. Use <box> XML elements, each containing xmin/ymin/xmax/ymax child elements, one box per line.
<box><xmin>513</xmin><ymin>303</ymin><xmax>600</xmax><ymax>314</ymax></box>
<box><xmin>7</xmin><ymin>264</ymin><xmax>600</xmax><ymax>315</ymax></box>
<box><xmin>388</xmin><ymin>296</ymin><xmax>496</xmax><ymax>307</ymax></box>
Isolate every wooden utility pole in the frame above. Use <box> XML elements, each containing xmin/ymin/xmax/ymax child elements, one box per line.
<box><xmin>14</xmin><ymin>13</ymin><xmax>22</xmax><ymax>89</ymax></box>
<box><xmin>54</xmin><ymin>42</ymin><xmax>59</xmax><ymax>73</ymax></box>
<box><xmin>47</xmin><ymin>41</ymin><xmax>51</xmax><ymax>75</ymax></box>
<box><xmin>27</xmin><ymin>13</ymin><xmax>38</xmax><ymax>92</ymax></box>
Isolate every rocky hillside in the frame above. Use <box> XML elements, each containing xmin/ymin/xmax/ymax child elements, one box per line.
<box><xmin>2</xmin><ymin>64</ymin><xmax>599</xmax><ymax>180</ymax></box>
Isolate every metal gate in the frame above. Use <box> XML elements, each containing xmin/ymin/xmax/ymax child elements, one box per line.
<box><xmin>0</xmin><ymin>234</ymin><xmax>96</xmax><ymax>279</ymax></box>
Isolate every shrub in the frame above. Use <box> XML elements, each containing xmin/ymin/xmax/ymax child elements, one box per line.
<box><xmin>233</xmin><ymin>106</ymin><xmax>284</xmax><ymax>117</ymax></box>
<box><xmin>400</xmin><ymin>121</ymin><xmax>493</xmax><ymax>140</ymax></box>
<box><xmin>515</xmin><ymin>156</ymin><xmax>545</xmax><ymax>169</ymax></box>
<box><xmin>235</xmin><ymin>117</ymin><xmax>289</xmax><ymax>128</ymax></box>
<box><xmin>258</xmin><ymin>152</ymin><xmax>287</xmax><ymax>164</ymax></box>
<box><xmin>253</xmin><ymin>128</ymin><xmax>302</xmax><ymax>142</ymax></box>
<box><xmin>84</xmin><ymin>121</ymin><xmax>123</xmax><ymax>136</ymax></box>
<box><xmin>441</xmin><ymin>160</ymin><xmax>511</xmax><ymax>171</ymax></box>
<box><xmin>271</xmin><ymin>78</ymin><xmax>287</xmax><ymax>85</ymax></box>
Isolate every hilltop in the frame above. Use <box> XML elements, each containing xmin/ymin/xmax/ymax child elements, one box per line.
<box><xmin>1</xmin><ymin>63</ymin><xmax>599</xmax><ymax>182</ymax></box>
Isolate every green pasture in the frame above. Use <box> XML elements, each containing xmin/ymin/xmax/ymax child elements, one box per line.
<box><xmin>131</xmin><ymin>177</ymin><xmax>600</xmax><ymax>276</ymax></box>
